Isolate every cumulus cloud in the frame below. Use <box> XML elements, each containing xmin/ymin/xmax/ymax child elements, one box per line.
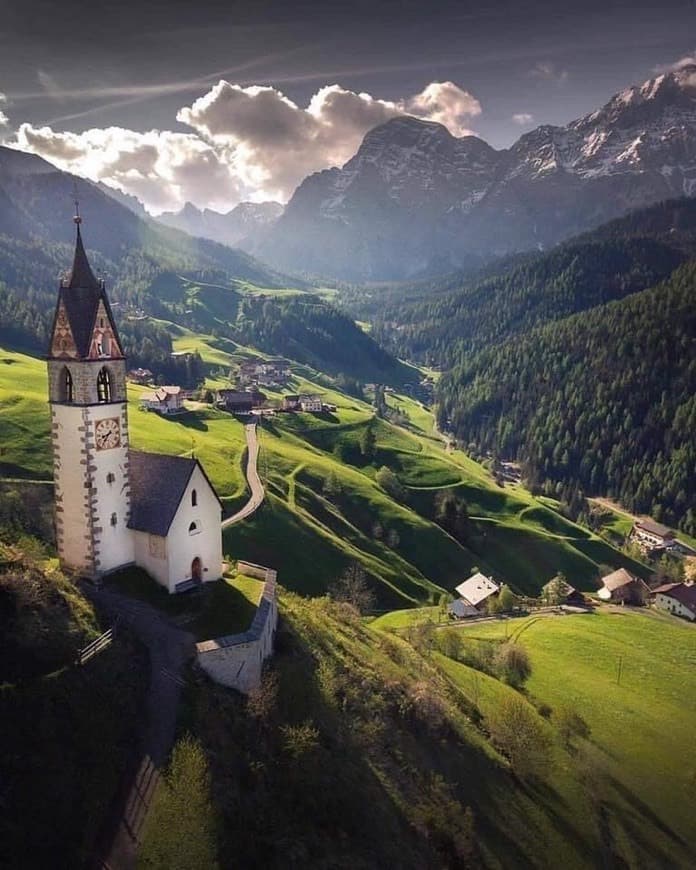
<box><xmin>529</xmin><ymin>61</ymin><xmax>568</xmax><ymax>85</ymax></box>
<box><xmin>654</xmin><ymin>53</ymin><xmax>696</xmax><ymax>89</ymax></box>
<box><xmin>512</xmin><ymin>112</ymin><xmax>534</xmax><ymax>125</ymax></box>
<box><xmin>15</xmin><ymin>78</ymin><xmax>482</xmax><ymax>213</ymax></box>
<box><xmin>654</xmin><ymin>53</ymin><xmax>696</xmax><ymax>73</ymax></box>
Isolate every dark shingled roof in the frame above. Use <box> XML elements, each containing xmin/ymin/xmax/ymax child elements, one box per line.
<box><xmin>47</xmin><ymin>221</ymin><xmax>124</xmax><ymax>360</ymax></box>
<box><xmin>128</xmin><ymin>450</ymin><xmax>222</xmax><ymax>537</ymax></box>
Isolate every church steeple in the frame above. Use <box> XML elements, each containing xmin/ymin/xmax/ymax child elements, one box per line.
<box><xmin>67</xmin><ymin>206</ymin><xmax>100</xmax><ymax>291</ymax></box>
<box><xmin>47</xmin><ymin>209</ymin><xmax>124</xmax><ymax>363</ymax></box>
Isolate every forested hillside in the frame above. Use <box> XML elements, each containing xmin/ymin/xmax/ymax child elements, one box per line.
<box><xmin>437</xmin><ymin>262</ymin><xmax>696</xmax><ymax>534</ymax></box>
<box><xmin>341</xmin><ymin>199</ymin><xmax>696</xmax><ymax>532</ymax></box>
<box><xmin>362</xmin><ymin>198</ymin><xmax>696</xmax><ymax>364</ymax></box>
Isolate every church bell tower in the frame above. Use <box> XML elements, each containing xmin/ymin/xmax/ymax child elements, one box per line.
<box><xmin>47</xmin><ymin>209</ymin><xmax>134</xmax><ymax>577</ymax></box>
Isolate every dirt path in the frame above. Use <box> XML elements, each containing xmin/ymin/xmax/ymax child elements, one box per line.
<box><xmin>222</xmin><ymin>422</ymin><xmax>265</xmax><ymax>528</ymax></box>
<box><xmin>84</xmin><ymin>586</ymin><xmax>195</xmax><ymax>870</ymax></box>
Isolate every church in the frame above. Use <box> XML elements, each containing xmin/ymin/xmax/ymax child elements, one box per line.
<box><xmin>47</xmin><ymin>212</ymin><xmax>224</xmax><ymax>593</ymax></box>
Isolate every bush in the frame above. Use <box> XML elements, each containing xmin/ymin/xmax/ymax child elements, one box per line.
<box><xmin>494</xmin><ymin>642</ymin><xmax>532</xmax><ymax>688</ymax></box>
<box><xmin>486</xmin><ymin>694</ymin><xmax>552</xmax><ymax>779</ymax></box>
<box><xmin>139</xmin><ymin>735</ymin><xmax>218</xmax><ymax>869</ymax></box>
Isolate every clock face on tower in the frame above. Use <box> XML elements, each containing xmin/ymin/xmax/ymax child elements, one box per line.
<box><xmin>95</xmin><ymin>417</ymin><xmax>121</xmax><ymax>451</ymax></box>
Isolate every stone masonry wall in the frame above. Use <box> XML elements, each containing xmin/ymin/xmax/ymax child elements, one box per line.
<box><xmin>195</xmin><ymin>562</ymin><xmax>278</xmax><ymax>694</ymax></box>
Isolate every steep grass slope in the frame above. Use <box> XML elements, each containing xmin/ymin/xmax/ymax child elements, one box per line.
<box><xmin>0</xmin><ymin>343</ymin><xmax>645</xmax><ymax>604</ymax></box>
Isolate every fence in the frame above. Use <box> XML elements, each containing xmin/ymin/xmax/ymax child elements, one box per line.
<box><xmin>77</xmin><ymin>627</ymin><xmax>113</xmax><ymax>665</ymax></box>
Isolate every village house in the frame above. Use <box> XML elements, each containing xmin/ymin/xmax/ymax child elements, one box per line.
<box><xmin>448</xmin><ymin>572</ymin><xmax>499</xmax><ymax>618</ymax></box>
<box><xmin>47</xmin><ymin>214</ymin><xmax>223</xmax><ymax>592</ymax></box>
<box><xmin>237</xmin><ymin>357</ymin><xmax>291</xmax><ymax>387</ymax></box>
<box><xmin>597</xmin><ymin>568</ymin><xmax>650</xmax><ymax>604</ymax></box>
<box><xmin>281</xmin><ymin>394</ymin><xmax>300</xmax><ymax>410</ymax></box>
<box><xmin>127</xmin><ymin>367</ymin><xmax>153</xmax><ymax>384</ymax></box>
<box><xmin>541</xmin><ymin>577</ymin><xmax>586</xmax><ymax>607</ymax></box>
<box><xmin>139</xmin><ymin>385</ymin><xmax>184</xmax><ymax>415</ymax></box>
<box><xmin>630</xmin><ymin>518</ymin><xmax>676</xmax><ymax>554</ymax></box>
<box><xmin>298</xmin><ymin>394</ymin><xmax>323</xmax><ymax>413</ymax></box>
<box><xmin>652</xmin><ymin>582</ymin><xmax>696</xmax><ymax>621</ymax></box>
<box><xmin>215</xmin><ymin>388</ymin><xmax>266</xmax><ymax>413</ymax></box>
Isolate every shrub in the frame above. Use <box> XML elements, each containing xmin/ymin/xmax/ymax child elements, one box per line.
<box><xmin>486</xmin><ymin>694</ymin><xmax>552</xmax><ymax>779</ymax></box>
<box><xmin>138</xmin><ymin>735</ymin><xmax>219</xmax><ymax>869</ymax></box>
<box><xmin>494</xmin><ymin>642</ymin><xmax>532</xmax><ymax>688</ymax></box>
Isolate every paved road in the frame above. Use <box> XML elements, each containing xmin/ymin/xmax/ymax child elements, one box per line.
<box><xmin>222</xmin><ymin>422</ymin><xmax>265</xmax><ymax>528</ymax></box>
<box><xmin>84</xmin><ymin>586</ymin><xmax>195</xmax><ymax>870</ymax></box>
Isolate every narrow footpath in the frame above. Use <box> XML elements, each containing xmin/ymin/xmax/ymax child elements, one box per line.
<box><xmin>84</xmin><ymin>587</ymin><xmax>195</xmax><ymax>870</ymax></box>
<box><xmin>222</xmin><ymin>421</ymin><xmax>265</xmax><ymax>528</ymax></box>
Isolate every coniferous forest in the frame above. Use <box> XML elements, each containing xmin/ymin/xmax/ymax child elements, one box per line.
<box><xmin>349</xmin><ymin>199</ymin><xmax>696</xmax><ymax>533</ymax></box>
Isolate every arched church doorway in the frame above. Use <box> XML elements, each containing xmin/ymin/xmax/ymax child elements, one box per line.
<box><xmin>191</xmin><ymin>557</ymin><xmax>202</xmax><ymax>584</ymax></box>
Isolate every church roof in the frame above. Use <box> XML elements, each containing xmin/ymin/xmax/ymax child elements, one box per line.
<box><xmin>48</xmin><ymin>218</ymin><xmax>124</xmax><ymax>360</ymax></box>
<box><xmin>127</xmin><ymin>450</ymin><xmax>223</xmax><ymax>537</ymax></box>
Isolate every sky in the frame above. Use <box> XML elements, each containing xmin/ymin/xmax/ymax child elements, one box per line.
<box><xmin>0</xmin><ymin>0</ymin><xmax>694</xmax><ymax>213</ymax></box>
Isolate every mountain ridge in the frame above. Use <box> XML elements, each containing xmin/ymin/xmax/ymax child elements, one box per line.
<box><xmin>259</xmin><ymin>65</ymin><xmax>696</xmax><ymax>280</ymax></box>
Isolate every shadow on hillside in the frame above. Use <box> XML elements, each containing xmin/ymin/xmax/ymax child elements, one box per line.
<box><xmin>164</xmin><ymin>412</ymin><xmax>209</xmax><ymax>432</ymax></box>
<box><xmin>202</xmin><ymin>609</ymin><xmax>596</xmax><ymax>868</ymax></box>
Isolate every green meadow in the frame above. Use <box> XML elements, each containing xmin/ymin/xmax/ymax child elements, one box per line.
<box><xmin>0</xmin><ymin>341</ymin><xmax>649</xmax><ymax>604</ymax></box>
<box><xmin>429</xmin><ymin>610</ymin><xmax>696</xmax><ymax>867</ymax></box>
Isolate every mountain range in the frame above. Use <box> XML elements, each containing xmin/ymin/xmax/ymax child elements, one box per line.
<box><xmin>157</xmin><ymin>201</ymin><xmax>284</xmax><ymax>251</ymax></box>
<box><xmin>257</xmin><ymin>65</ymin><xmax>696</xmax><ymax>280</ymax></box>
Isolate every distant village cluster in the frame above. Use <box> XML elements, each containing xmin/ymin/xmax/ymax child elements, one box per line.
<box><xmin>448</xmin><ymin>516</ymin><xmax>696</xmax><ymax>624</ymax></box>
<box><xmin>129</xmin><ymin>356</ymin><xmax>336</xmax><ymax>418</ymax></box>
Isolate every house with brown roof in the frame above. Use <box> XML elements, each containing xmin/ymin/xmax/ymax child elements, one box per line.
<box><xmin>598</xmin><ymin>568</ymin><xmax>650</xmax><ymax>604</ymax></box>
<box><xmin>215</xmin><ymin>388</ymin><xmax>266</xmax><ymax>413</ymax></box>
<box><xmin>630</xmin><ymin>518</ymin><xmax>676</xmax><ymax>553</ymax></box>
<box><xmin>653</xmin><ymin>582</ymin><xmax>696</xmax><ymax>621</ymax></box>
<box><xmin>139</xmin><ymin>385</ymin><xmax>183</xmax><ymax>415</ymax></box>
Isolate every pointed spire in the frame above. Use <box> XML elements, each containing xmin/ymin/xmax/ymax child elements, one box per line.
<box><xmin>66</xmin><ymin>202</ymin><xmax>100</xmax><ymax>290</ymax></box>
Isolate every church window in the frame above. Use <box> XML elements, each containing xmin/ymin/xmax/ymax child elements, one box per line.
<box><xmin>106</xmin><ymin>472</ymin><xmax>115</xmax><ymax>484</ymax></box>
<box><xmin>100</xmin><ymin>317</ymin><xmax>105</xmax><ymax>328</ymax></box>
<box><xmin>110</xmin><ymin>512</ymin><xmax>117</xmax><ymax>526</ymax></box>
<box><xmin>97</xmin><ymin>368</ymin><xmax>112</xmax><ymax>403</ymax></box>
<box><xmin>59</xmin><ymin>367</ymin><xmax>73</xmax><ymax>403</ymax></box>
<box><xmin>188</xmin><ymin>521</ymin><xmax>199</xmax><ymax>534</ymax></box>
<box><xmin>191</xmin><ymin>489</ymin><xmax>197</xmax><ymax>507</ymax></box>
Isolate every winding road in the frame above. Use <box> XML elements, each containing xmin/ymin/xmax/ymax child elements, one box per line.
<box><xmin>222</xmin><ymin>421</ymin><xmax>265</xmax><ymax>528</ymax></box>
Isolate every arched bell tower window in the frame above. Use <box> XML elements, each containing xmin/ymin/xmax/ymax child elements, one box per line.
<box><xmin>59</xmin><ymin>367</ymin><xmax>73</xmax><ymax>403</ymax></box>
<box><xmin>97</xmin><ymin>367</ymin><xmax>112</xmax><ymax>403</ymax></box>
<box><xmin>191</xmin><ymin>489</ymin><xmax>197</xmax><ymax>507</ymax></box>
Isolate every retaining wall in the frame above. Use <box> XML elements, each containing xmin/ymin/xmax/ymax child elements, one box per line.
<box><xmin>195</xmin><ymin>561</ymin><xmax>278</xmax><ymax>694</ymax></box>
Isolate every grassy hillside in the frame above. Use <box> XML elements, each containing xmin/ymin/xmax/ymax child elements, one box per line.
<box><xmin>434</xmin><ymin>610</ymin><xmax>696</xmax><ymax>867</ymax></box>
<box><xmin>0</xmin><ymin>342</ymin><xmax>647</xmax><ymax>605</ymax></box>
<box><xmin>0</xmin><ymin>548</ymin><xmax>146</xmax><ymax>868</ymax></box>
<box><xmin>151</xmin><ymin>597</ymin><xmax>696</xmax><ymax>868</ymax></box>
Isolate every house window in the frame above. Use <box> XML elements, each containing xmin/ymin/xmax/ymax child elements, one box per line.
<box><xmin>59</xmin><ymin>367</ymin><xmax>73</xmax><ymax>403</ymax></box>
<box><xmin>188</xmin><ymin>521</ymin><xmax>199</xmax><ymax>534</ymax></box>
<box><xmin>110</xmin><ymin>512</ymin><xmax>117</xmax><ymax>526</ymax></box>
<box><xmin>97</xmin><ymin>367</ymin><xmax>112</xmax><ymax>403</ymax></box>
<box><xmin>191</xmin><ymin>489</ymin><xmax>197</xmax><ymax>507</ymax></box>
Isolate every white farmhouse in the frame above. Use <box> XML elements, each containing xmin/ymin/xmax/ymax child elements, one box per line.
<box><xmin>139</xmin><ymin>385</ymin><xmax>183</xmax><ymax>415</ymax></box>
<box><xmin>46</xmin><ymin>213</ymin><xmax>223</xmax><ymax>592</ymax></box>
<box><xmin>448</xmin><ymin>572</ymin><xmax>499</xmax><ymax>617</ymax></box>
<box><xmin>653</xmin><ymin>583</ymin><xmax>696</xmax><ymax>621</ymax></box>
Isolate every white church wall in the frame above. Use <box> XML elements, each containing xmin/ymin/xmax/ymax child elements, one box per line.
<box><xmin>132</xmin><ymin>530</ymin><xmax>169</xmax><ymax>588</ymax></box>
<box><xmin>165</xmin><ymin>465</ymin><xmax>223</xmax><ymax>593</ymax></box>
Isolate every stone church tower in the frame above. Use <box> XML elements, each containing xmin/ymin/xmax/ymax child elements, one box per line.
<box><xmin>47</xmin><ymin>212</ymin><xmax>134</xmax><ymax>577</ymax></box>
